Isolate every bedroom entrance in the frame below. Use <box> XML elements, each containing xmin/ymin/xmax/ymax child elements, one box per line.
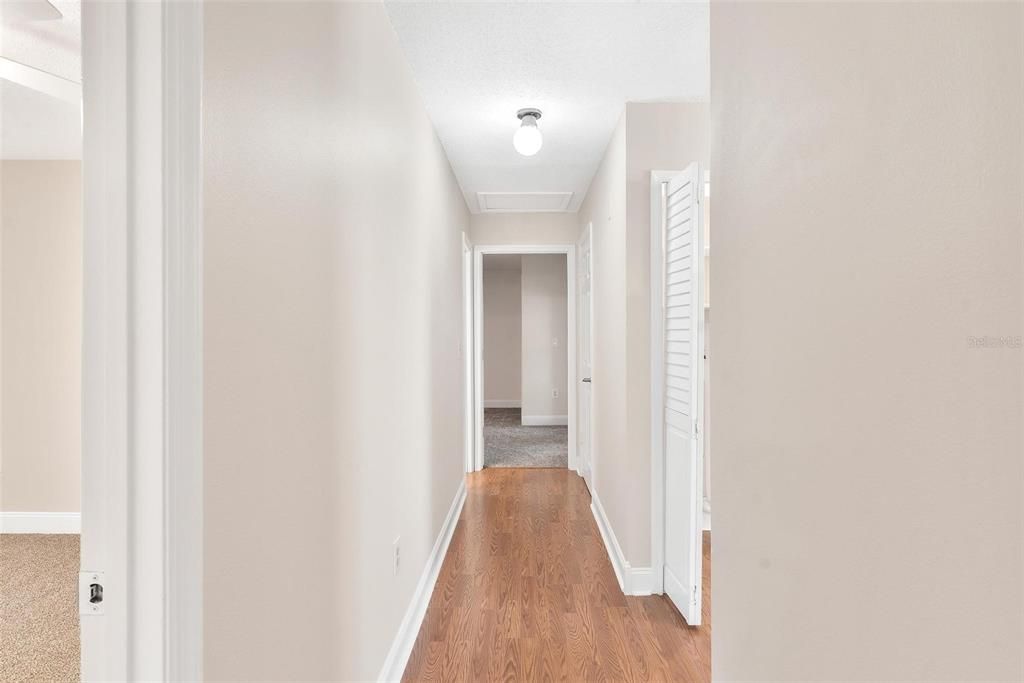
<box><xmin>472</xmin><ymin>245</ymin><xmax>577</xmax><ymax>471</ymax></box>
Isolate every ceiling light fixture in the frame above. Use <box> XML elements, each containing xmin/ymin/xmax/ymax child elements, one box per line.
<box><xmin>513</xmin><ymin>108</ymin><xmax>543</xmax><ymax>156</ymax></box>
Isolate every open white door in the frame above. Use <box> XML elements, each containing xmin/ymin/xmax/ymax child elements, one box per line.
<box><xmin>462</xmin><ymin>235</ymin><xmax>474</xmax><ymax>473</ymax></box>
<box><xmin>656</xmin><ymin>164</ymin><xmax>705</xmax><ymax>625</ymax></box>
<box><xmin>577</xmin><ymin>224</ymin><xmax>594</xmax><ymax>489</ymax></box>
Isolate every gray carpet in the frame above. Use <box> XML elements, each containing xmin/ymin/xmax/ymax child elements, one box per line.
<box><xmin>484</xmin><ymin>408</ymin><xmax>568</xmax><ymax>468</ymax></box>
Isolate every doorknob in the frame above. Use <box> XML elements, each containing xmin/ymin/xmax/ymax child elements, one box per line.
<box><xmin>582</xmin><ymin>377</ymin><xmax>591</xmax><ymax>383</ymax></box>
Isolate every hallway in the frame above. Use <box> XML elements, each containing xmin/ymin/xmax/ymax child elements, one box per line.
<box><xmin>403</xmin><ymin>469</ymin><xmax>711</xmax><ymax>682</ymax></box>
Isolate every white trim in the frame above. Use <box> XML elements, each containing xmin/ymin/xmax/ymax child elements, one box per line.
<box><xmin>474</xmin><ymin>247</ymin><xmax>484</xmax><ymax>469</ymax></box>
<box><xmin>0</xmin><ymin>56</ymin><xmax>82</xmax><ymax>104</ymax></box>
<box><xmin>629</xmin><ymin>567</ymin><xmax>656</xmax><ymax>597</ymax></box>
<box><xmin>462</xmin><ymin>233</ymin><xmax>475</xmax><ymax>475</ymax></box>
<box><xmin>81</xmin><ymin>2</ymin><xmax>204</xmax><ymax>678</ymax></box>
<box><xmin>590</xmin><ymin>494</ymin><xmax>653</xmax><ymax>597</ymax></box>
<box><xmin>82</xmin><ymin>3</ymin><xmax>132</xmax><ymax>677</ymax></box>
<box><xmin>591</xmin><ymin>495</ymin><xmax>627</xmax><ymax>590</ymax></box>
<box><xmin>162</xmin><ymin>1</ymin><xmax>204</xmax><ymax>679</ymax></box>
<box><xmin>521</xmin><ymin>414</ymin><xmax>568</xmax><ymax>426</ymax></box>
<box><xmin>378</xmin><ymin>480</ymin><xmax>467</xmax><ymax>682</ymax></box>
<box><xmin>0</xmin><ymin>512</ymin><xmax>81</xmax><ymax>534</ymax></box>
<box><xmin>649</xmin><ymin>170</ymin><xmax>677</xmax><ymax>595</ymax></box>
<box><xmin>473</xmin><ymin>244</ymin><xmax>576</xmax><ymax>472</ymax></box>
<box><xmin>483</xmin><ymin>399</ymin><xmax>521</xmax><ymax>409</ymax></box>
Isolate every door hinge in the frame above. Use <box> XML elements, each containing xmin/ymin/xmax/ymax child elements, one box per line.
<box><xmin>79</xmin><ymin>571</ymin><xmax>105</xmax><ymax>615</ymax></box>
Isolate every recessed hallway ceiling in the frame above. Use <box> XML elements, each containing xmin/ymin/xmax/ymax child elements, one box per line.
<box><xmin>383</xmin><ymin>1</ymin><xmax>709</xmax><ymax>214</ymax></box>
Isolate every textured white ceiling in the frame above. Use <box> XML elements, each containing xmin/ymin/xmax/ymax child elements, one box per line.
<box><xmin>1</xmin><ymin>0</ymin><xmax>81</xmax><ymax>159</ymax></box>
<box><xmin>384</xmin><ymin>1</ymin><xmax>708</xmax><ymax>213</ymax></box>
<box><xmin>1</xmin><ymin>79</ymin><xmax>80</xmax><ymax>159</ymax></box>
<box><xmin>1</xmin><ymin>0</ymin><xmax>80</xmax><ymax>80</ymax></box>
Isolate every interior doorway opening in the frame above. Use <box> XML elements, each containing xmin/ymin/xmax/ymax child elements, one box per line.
<box><xmin>481</xmin><ymin>252</ymin><xmax>568</xmax><ymax>468</ymax></box>
<box><xmin>0</xmin><ymin>161</ymin><xmax>84</xmax><ymax>682</ymax></box>
<box><xmin>0</xmin><ymin>6</ymin><xmax>84</xmax><ymax>678</ymax></box>
<box><xmin>472</xmin><ymin>245</ymin><xmax>577</xmax><ymax>472</ymax></box>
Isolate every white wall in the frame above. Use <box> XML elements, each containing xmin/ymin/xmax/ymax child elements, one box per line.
<box><xmin>203</xmin><ymin>3</ymin><xmax>469</xmax><ymax>679</ymax></box>
<box><xmin>578</xmin><ymin>102</ymin><xmax>708</xmax><ymax>567</ymax></box>
<box><xmin>520</xmin><ymin>254</ymin><xmax>568</xmax><ymax>422</ymax></box>
<box><xmin>470</xmin><ymin>212</ymin><xmax>579</xmax><ymax>245</ymax></box>
<box><xmin>0</xmin><ymin>160</ymin><xmax>81</xmax><ymax>514</ymax></box>
<box><xmin>482</xmin><ymin>262</ymin><xmax>521</xmax><ymax>405</ymax></box>
<box><xmin>712</xmin><ymin>2</ymin><xmax>1022</xmax><ymax>680</ymax></box>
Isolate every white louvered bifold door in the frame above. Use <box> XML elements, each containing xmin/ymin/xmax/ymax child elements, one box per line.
<box><xmin>661</xmin><ymin>163</ymin><xmax>704</xmax><ymax>625</ymax></box>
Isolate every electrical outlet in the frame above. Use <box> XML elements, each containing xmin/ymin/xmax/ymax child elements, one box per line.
<box><xmin>552</xmin><ymin>337</ymin><xmax>559</xmax><ymax>347</ymax></box>
<box><xmin>393</xmin><ymin>537</ymin><xmax>401</xmax><ymax>576</ymax></box>
<box><xmin>552</xmin><ymin>389</ymin><xmax>559</xmax><ymax>399</ymax></box>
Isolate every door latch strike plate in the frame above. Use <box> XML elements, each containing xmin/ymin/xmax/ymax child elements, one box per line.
<box><xmin>79</xmin><ymin>571</ymin><xmax>105</xmax><ymax>615</ymax></box>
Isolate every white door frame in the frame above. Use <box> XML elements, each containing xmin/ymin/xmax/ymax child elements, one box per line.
<box><xmin>649</xmin><ymin>169</ymin><xmax>706</xmax><ymax>597</ymax></box>
<box><xmin>462</xmin><ymin>233</ymin><xmax>475</xmax><ymax>473</ymax></box>
<box><xmin>473</xmin><ymin>244</ymin><xmax>577</xmax><ymax>472</ymax></box>
<box><xmin>81</xmin><ymin>1</ymin><xmax>203</xmax><ymax>679</ymax></box>
<box><xmin>576</xmin><ymin>223</ymin><xmax>595</xmax><ymax>489</ymax></box>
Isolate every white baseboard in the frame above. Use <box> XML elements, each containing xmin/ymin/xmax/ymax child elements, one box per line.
<box><xmin>378</xmin><ymin>479</ymin><xmax>467</xmax><ymax>682</ymax></box>
<box><xmin>629</xmin><ymin>567</ymin><xmax>655</xmax><ymax>596</ymax></box>
<box><xmin>521</xmin><ymin>414</ymin><xmax>568</xmax><ymax>426</ymax></box>
<box><xmin>590</xmin><ymin>494</ymin><xmax>652</xmax><ymax>596</ymax></box>
<box><xmin>703</xmin><ymin>498</ymin><xmax>711</xmax><ymax>532</ymax></box>
<box><xmin>483</xmin><ymin>399</ymin><xmax>520</xmax><ymax>409</ymax></box>
<box><xmin>0</xmin><ymin>511</ymin><xmax>81</xmax><ymax>534</ymax></box>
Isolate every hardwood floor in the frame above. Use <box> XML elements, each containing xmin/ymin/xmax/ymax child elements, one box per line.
<box><xmin>403</xmin><ymin>468</ymin><xmax>711</xmax><ymax>682</ymax></box>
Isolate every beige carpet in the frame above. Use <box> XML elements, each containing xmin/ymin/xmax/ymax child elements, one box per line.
<box><xmin>0</xmin><ymin>534</ymin><xmax>80</xmax><ymax>682</ymax></box>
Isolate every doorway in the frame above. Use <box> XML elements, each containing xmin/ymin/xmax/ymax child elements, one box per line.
<box><xmin>1</xmin><ymin>3</ymin><xmax>84</xmax><ymax>678</ymax></box>
<box><xmin>472</xmin><ymin>245</ymin><xmax>577</xmax><ymax>472</ymax></box>
<box><xmin>0</xmin><ymin>162</ymin><xmax>83</xmax><ymax>682</ymax></box>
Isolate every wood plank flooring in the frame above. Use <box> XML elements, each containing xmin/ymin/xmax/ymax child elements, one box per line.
<box><xmin>403</xmin><ymin>468</ymin><xmax>711</xmax><ymax>682</ymax></box>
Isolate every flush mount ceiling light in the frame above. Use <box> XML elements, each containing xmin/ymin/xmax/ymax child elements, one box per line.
<box><xmin>513</xmin><ymin>108</ymin><xmax>543</xmax><ymax>156</ymax></box>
